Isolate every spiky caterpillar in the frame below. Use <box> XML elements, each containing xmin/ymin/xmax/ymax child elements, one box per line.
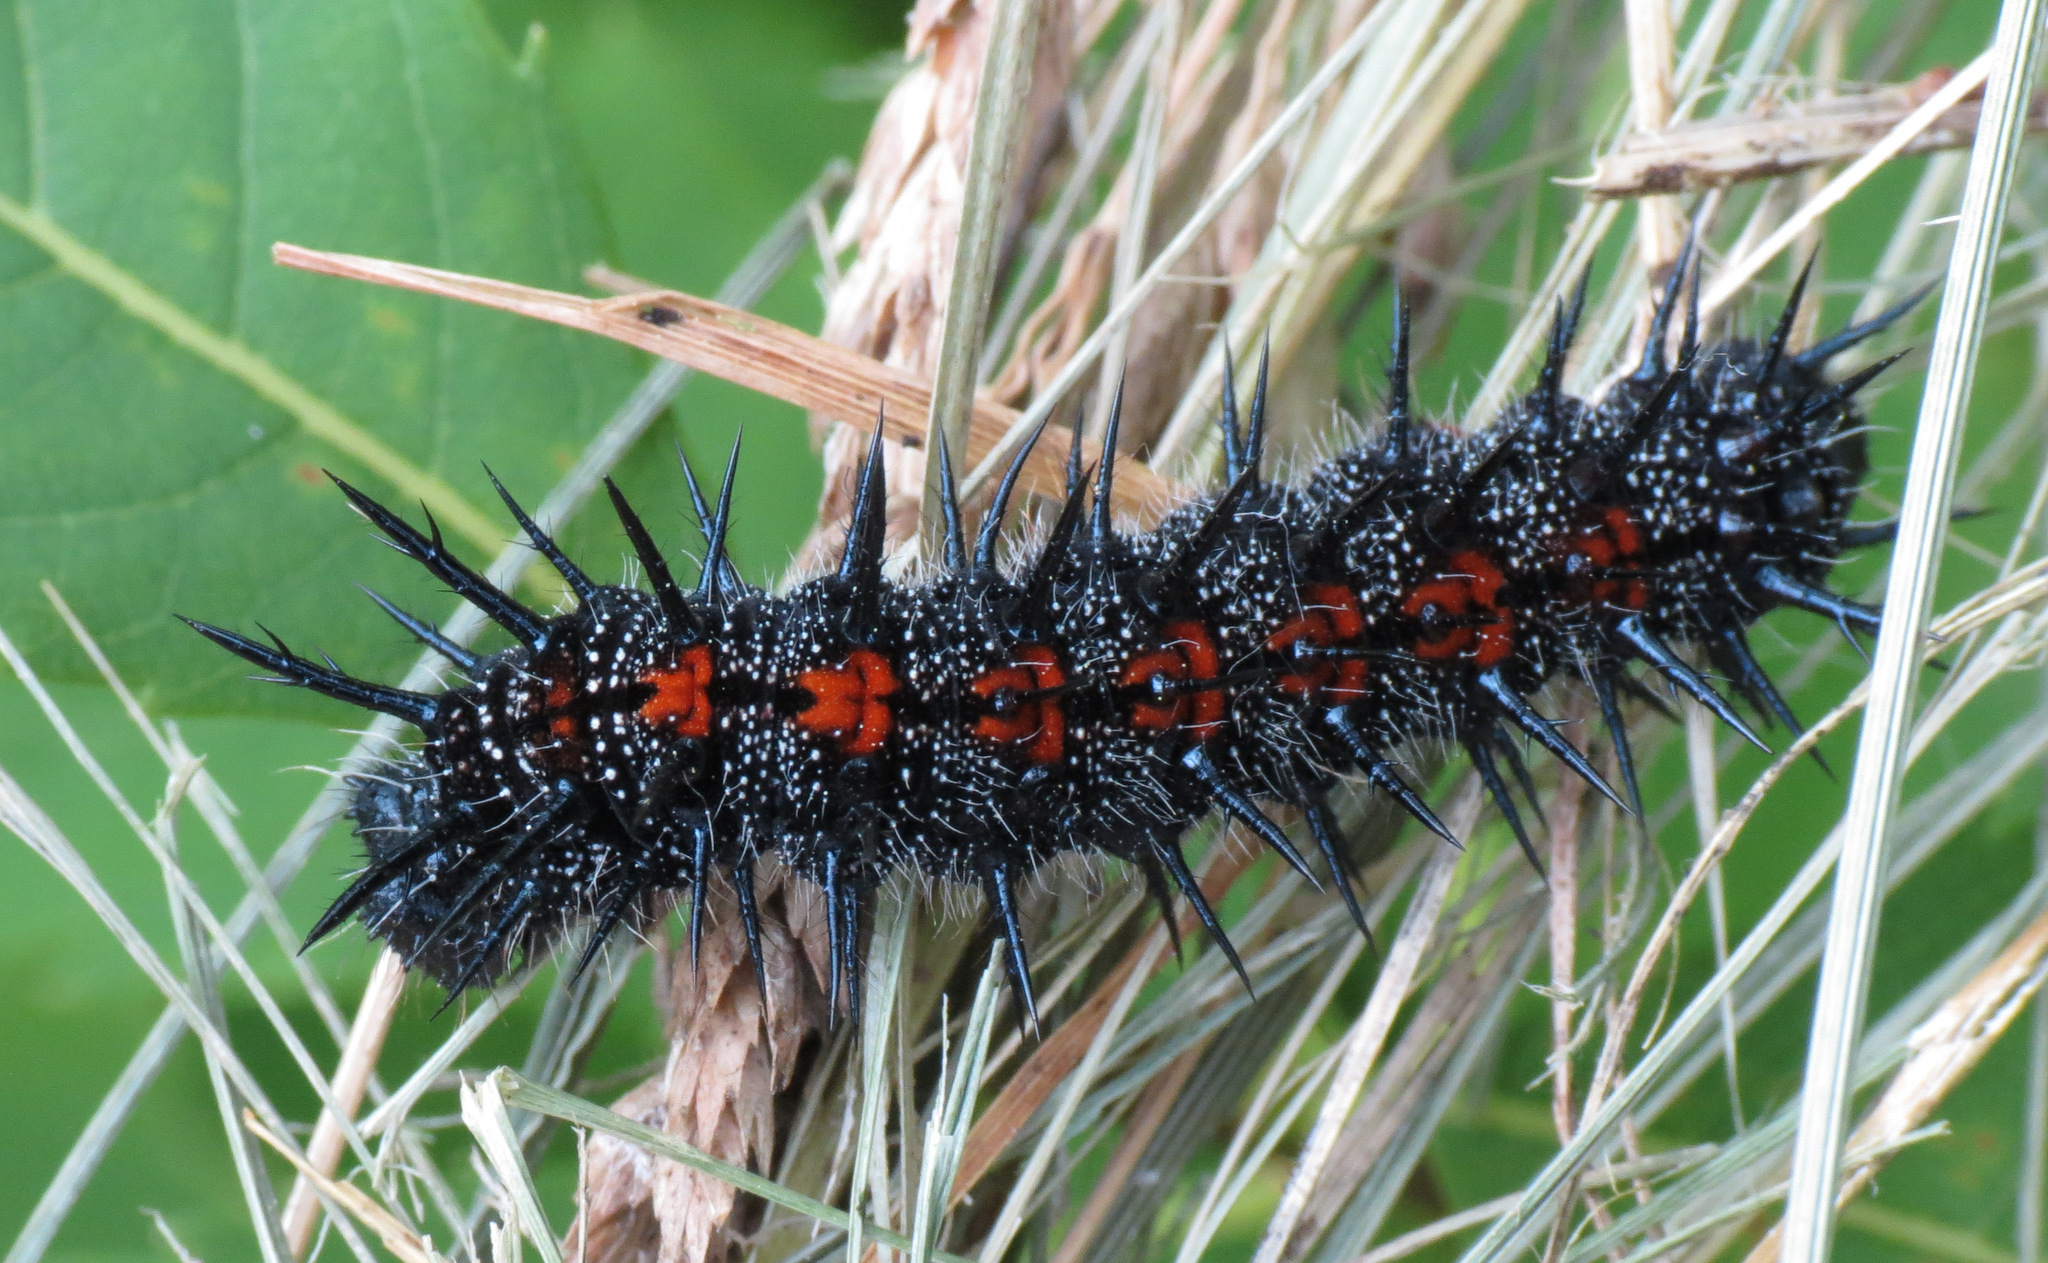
<box><xmin>184</xmin><ymin>254</ymin><xmax>1914</xmax><ymax>1025</ymax></box>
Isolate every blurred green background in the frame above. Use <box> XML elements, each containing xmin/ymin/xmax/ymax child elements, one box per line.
<box><xmin>0</xmin><ymin>2</ymin><xmax>2037</xmax><ymax>1262</ymax></box>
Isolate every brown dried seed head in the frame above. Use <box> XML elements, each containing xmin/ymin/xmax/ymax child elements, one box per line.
<box><xmin>801</xmin><ymin>0</ymin><xmax>1076</xmax><ymax>575</ymax></box>
<box><xmin>563</xmin><ymin>1079</ymin><xmax>667</xmax><ymax>1263</ymax></box>
<box><xmin>563</xmin><ymin>875</ymin><xmax>827</xmax><ymax>1263</ymax></box>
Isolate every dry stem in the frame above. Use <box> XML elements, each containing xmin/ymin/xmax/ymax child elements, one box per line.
<box><xmin>271</xmin><ymin>243</ymin><xmax>1181</xmax><ymax>521</ymax></box>
<box><xmin>282</xmin><ymin>950</ymin><xmax>407</xmax><ymax>1256</ymax></box>
<box><xmin>1589</xmin><ymin>72</ymin><xmax>2048</xmax><ymax>201</ymax></box>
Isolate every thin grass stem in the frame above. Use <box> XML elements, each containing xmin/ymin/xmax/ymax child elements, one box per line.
<box><xmin>847</xmin><ymin>883</ymin><xmax>912</xmax><ymax>1263</ymax></box>
<box><xmin>1682</xmin><ymin>702</ymin><xmax>1744</xmax><ymax>1130</ymax></box>
<box><xmin>958</xmin><ymin>0</ymin><xmax>1402</xmax><ymax>503</ymax></box>
<box><xmin>153</xmin><ymin>763</ymin><xmax>303</xmax><ymax>1263</ymax></box>
<box><xmin>1252</xmin><ymin>845</ymin><xmax>1462</xmax><ymax>1263</ymax></box>
<box><xmin>498</xmin><ymin>1071</ymin><xmax>974</xmax><ymax>1263</ymax></box>
<box><xmin>919</xmin><ymin>0</ymin><xmax>1044</xmax><ymax>559</ymax></box>
<box><xmin>979</xmin><ymin>7</ymin><xmax>1165</xmax><ymax>384</ymax></box>
<box><xmin>1700</xmin><ymin>54</ymin><xmax>1995</xmax><ymax>321</ymax></box>
<box><xmin>461</xmin><ymin>1076</ymin><xmax>562</xmax><ymax>1263</ymax></box>
<box><xmin>1781</xmin><ymin>7</ymin><xmax>2045</xmax><ymax>1258</ymax></box>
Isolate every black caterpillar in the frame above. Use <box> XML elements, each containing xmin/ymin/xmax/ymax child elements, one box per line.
<box><xmin>186</xmin><ymin>251</ymin><xmax>1916</xmax><ymax>1026</ymax></box>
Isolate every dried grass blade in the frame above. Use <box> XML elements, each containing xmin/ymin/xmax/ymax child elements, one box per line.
<box><xmin>1155</xmin><ymin>0</ymin><xmax>1537</xmax><ymax>471</ymax></box>
<box><xmin>1644</xmin><ymin>706</ymin><xmax>2048</xmax><ymax>1125</ymax></box>
<box><xmin>1568</xmin><ymin>868</ymin><xmax>2048</xmax><ymax>1263</ymax></box>
<box><xmin>270</xmin><ymin>244</ymin><xmax>1177</xmax><ymax>518</ymax></box>
<box><xmin>38</xmin><ymin>579</ymin><xmax>382</xmax><ymax>1256</ymax></box>
<box><xmin>1169</xmin><ymin>846</ymin><xmax>1433</xmax><ymax>1263</ymax></box>
<box><xmin>950</xmin><ymin>846</ymin><xmax>1255</xmax><ymax>1202</ymax></box>
<box><xmin>1591</xmin><ymin>77</ymin><xmax>2048</xmax><ymax>200</ymax></box>
<box><xmin>1683</xmin><ymin>703</ymin><xmax>1744</xmax><ymax>1130</ymax></box>
<box><xmin>1081</xmin><ymin>0</ymin><xmax>1174</xmax><ymax>447</ymax></box>
<box><xmin>2027</xmin><ymin>800</ymin><xmax>2048</xmax><ymax>1263</ymax></box>
<box><xmin>920</xmin><ymin>0</ymin><xmax>1043</xmax><ymax>555</ymax></box>
<box><xmin>1057</xmin><ymin>1045</ymin><xmax>1205</xmax><ymax>1263</ymax></box>
<box><xmin>283</xmin><ymin>950</ymin><xmax>408</xmax><ymax>1256</ymax></box>
<box><xmin>0</xmin><ymin>758</ymin><xmax>302</xmax><ymax>1155</ymax></box>
<box><xmin>1252</xmin><ymin>845</ymin><xmax>1462</xmax><ymax>1263</ymax></box>
<box><xmin>142</xmin><ymin>1210</ymin><xmax>209</xmax><ymax>1263</ymax></box>
<box><xmin>979</xmin><ymin>6</ymin><xmax>1163</xmax><ymax>383</ymax></box>
<box><xmin>957</xmin><ymin>0</ymin><xmax>1401</xmax><ymax>503</ymax></box>
<box><xmin>976</xmin><ymin>935</ymin><xmax>1163</xmax><ymax>1263</ymax></box>
<box><xmin>1460</xmin><ymin>560</ymin><xmax>2048</xmax><ymax>1263</ymax></box>
<box><xmin>910</xmin><ymin>952</ymin><xmax>1004</xmax><ymax>1263</ymax></box>
<box><xmin>847</xmin><ymin>885</ymin><xmax>912</xmax><ymax>1263</ymax></box>
<box><xmin>1305</xmin><ymin>899</ymin><xmax>1547</xmax><ymax>1263</ymax></box>
<box><xmin>1782</xmin><ymin>7</ymin><xmax>2045</xmax><ymax>1258</ymax></box>
<box><xmin>461</xmin><ymin>1076</ymin><xmax>563</xmax><ymax>1263</ymax></box>
<box><xmin>1721</xmin><ymin>0</ymin><xmax>1817</xmax><ymax>109</ymax></box>
<box><xmin>360</xmin><ymin>965</ymin><xmax>543</xmax><ymax>1139</ymax></box>
<box><xmin>1581</xmin><ymin>562</ymin><xmax>2048</xmax><ymax>1135</ymax></box>
<box><xmin>0</xmin><ymin>621</ymin><xmax>390</xmax><ymax>1180</ymax></box>
<box><xmin>0</xmin><ymin>621</ymin><xmax>403</xmax><ymax>1190</ymax></box>
<box><xmin>246</xmin><ymin>1113</ymin><xmax>445</xmax><ymax>1263</ymax></box>
<box><xmin>1183</xmin><ymin>1048</ymin><xmax>1342</xmax><ymax>1261</ymax></box>
<box><xmin>976</xmin><ymin>885</ymin><xmax>1142</xmax><ymax>1084</ymax></box>
<box><xmin>1699</xmin><ymin>52</ymin><xmax>1994</xmax><ymax>320</ymax></box>
<box><xmin>43</xmin><ymin>583</ymin><xmax>354</xmax><ymax>1043</ymax></box>
<box><xmin>1621</xmin><ymin>0</ymin><xmax>1681</xmax><ymax>264</ymax></box>
<box><xmin>154</xmin><ymin>764</ymin><xmax>300</xmax><ymax>1263</ymax></box>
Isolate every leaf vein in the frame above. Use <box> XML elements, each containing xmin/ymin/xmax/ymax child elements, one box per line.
<box><xmin>0</xmin><ymin>191</ymin><xmax>503</xmax><ymax>555</ymax></box>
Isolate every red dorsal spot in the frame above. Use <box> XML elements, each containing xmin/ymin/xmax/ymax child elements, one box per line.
<box><xmin>1605</xmin><ymin>507</ymin><xmax>1651</xmax><ymax>609</ymax></box>
<box><xmin>1267</xmin><ymin>583</ymin><xmax>1370</xmax><ymax>701</ymax></box>
<box><xmin>795</xmin><ymin>648</ymin><xmax>900</xmax><ymax>756</ymax></box>
<box><xmin>1561</xmin><ymin>507</ymin><xmax>1651</xmax><ymax>610</ymax></box>
<box><xmin>1605</xmin><ymin>507</ymin><xmax>1644</xmax><ymax>558</ymax></box>
<box><xmin>546</xmin><ymin>674</ymin><xmax>576</xmax><ymax>740</ymax></box>
<box><xmin>639</xmin><ymin>644</ymin><xmax>716</xmax><ymax>740</ymax></box>
<box><xmin>971</xmin><ymin>645</ymin><xmax>1067</xmax><ymax>764</ymax></box>
<box><xmin>1121</xmin><ymin>620</ymin><xmax>1225</xmax><ymax>739</ymax></box>
<box><xmin>1402</xmin><ymin>550</ymin><xmax>1515</xmax><ymax>667</ymax></box>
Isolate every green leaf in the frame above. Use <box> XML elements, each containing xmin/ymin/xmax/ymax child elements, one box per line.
<box><xmin>0</xmin><ymin>0</ymin><xmax>639</xmax><ymax>717</ymax></box>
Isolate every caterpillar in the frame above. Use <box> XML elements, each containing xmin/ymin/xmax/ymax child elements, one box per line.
<box><xmin>184</xmin><ymin>249</ymin><xmax>1915</xmax><ymax>1027</ymax></box>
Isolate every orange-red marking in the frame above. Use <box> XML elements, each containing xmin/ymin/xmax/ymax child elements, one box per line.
<box><xmin>1402</xmin><ymin>549</ymin><xmax>1515</xmax><ymax>667</ymax></box>
<box><xmin>1121</xmin><ymin>620</ymin><xmax>1226</xmax><ymax>739</ymax></box>
<box><xmin>971</xmin><ymin>645</ymin><xmax>1067</xmax><ymax>764</ymax></box>
<box><xmin>639</xmin><ymin>644</ymin><xmax>716</xmax><ymax>739</ymax></box>
<box><xmin>794</xmin><ymin>648</ymin><xmax>901</xmax><ymax>756</ymax></box>
<box><xmin>1560</xmin><ymin>507</ymin><xmax>1650</xmax><ymax>610</ymax></box>
<box><xmin>1266</xmin><ymin>583</ymin><xmax>1370</xmax><ymax>702</ymax></box>
<box><xmin>546</xmin><ymin>673</ymin><xmax>576</xmax><ymax>740</ymax></box>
